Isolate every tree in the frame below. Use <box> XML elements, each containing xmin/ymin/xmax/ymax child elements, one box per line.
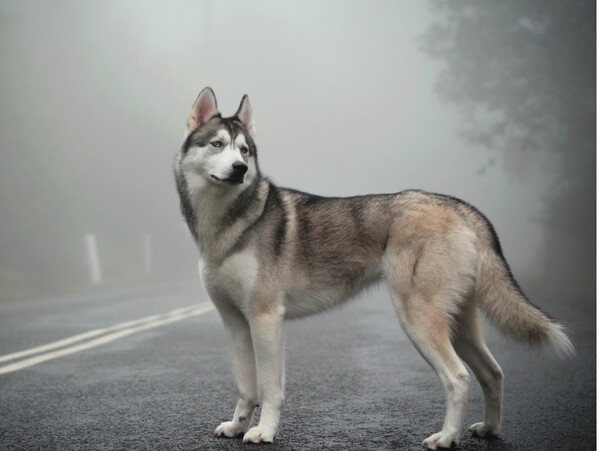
<box><xmin>421</xmin><ymin>0</ymin><xmax>595</xmax><ymax>285</ymax></box>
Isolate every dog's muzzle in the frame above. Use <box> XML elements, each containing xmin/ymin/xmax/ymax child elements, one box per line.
<box><xmin>227</xmin><ymin>161</ymin><xmax>248</xmax><ymax>183</ymax></box>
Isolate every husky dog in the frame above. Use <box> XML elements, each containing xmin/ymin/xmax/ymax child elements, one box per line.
<box><xmin>173</xmin><ymin>87</ymin><xmax>574</xmax><ymax>449</ymax></box>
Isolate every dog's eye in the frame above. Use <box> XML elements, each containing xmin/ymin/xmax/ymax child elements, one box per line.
<box><xmin>240</xmin><ymin>147</ymin><xmax>249</xmax><ymax>154</ymax></box>
<box><xmin>211</xmin><ymin>141</ymin><xmax>222</xmax><ymax>148</ymax></box>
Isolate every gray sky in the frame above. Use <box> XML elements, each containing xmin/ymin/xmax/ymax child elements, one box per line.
<box><xmin>0</xmin><ymin>0</ymin><xmax>559</xmax><ymax>297</ymax></box>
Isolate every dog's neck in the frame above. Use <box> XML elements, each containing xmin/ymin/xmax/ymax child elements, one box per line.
<box><xmin>179</xmin><ymin>168</ymin><xmax>268</xmax><ymax>264</ymax></box>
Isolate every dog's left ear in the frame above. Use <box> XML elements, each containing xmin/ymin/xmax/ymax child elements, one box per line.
<box><xmin>235</xmin><ymin>94</ymin><xmax>255</xmax><ymax>138</ymax></box>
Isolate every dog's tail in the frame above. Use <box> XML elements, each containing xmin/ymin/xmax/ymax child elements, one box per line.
<box><xmin>476</xmin><ymin>241</ymin><xmax>575</xmax><ymax>359</ymax></box>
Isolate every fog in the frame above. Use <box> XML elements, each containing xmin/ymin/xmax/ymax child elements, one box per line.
<box><xmin>0</xmin><ymin>0</ymin><xmax>594</xmax><ymax>300</ymax></box>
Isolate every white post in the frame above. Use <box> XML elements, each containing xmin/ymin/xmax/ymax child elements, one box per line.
<box><xmin>143</xmin><ymin>233</ymin><xmax>152</xmax><ymax>276</ymax></box>
<box><xmin>84</xmin><ymin>233</ymin><xmax>102</xmax><ymax>285</ymax></box>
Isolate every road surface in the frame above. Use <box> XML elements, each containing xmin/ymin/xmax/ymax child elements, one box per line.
<box><xmin>0</xmin><ymin>278</ymin><xmax>595</xmax><ymax>450</ymax></box>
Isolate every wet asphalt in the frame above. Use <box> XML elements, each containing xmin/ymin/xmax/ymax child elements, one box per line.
<box><xmin>0</xmin><ymin>279</ymin><xmax>595</xmax><ymax>450</ymax></box>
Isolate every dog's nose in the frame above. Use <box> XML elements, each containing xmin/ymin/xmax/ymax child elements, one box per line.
<box><xmin>231</xmin><ymin>161</ymin><xmax>248</xmax><ymax>175</ymax></box>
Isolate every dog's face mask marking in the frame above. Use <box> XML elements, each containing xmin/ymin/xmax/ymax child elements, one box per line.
<box><xmin>185</xmin><ymin>128</ymin><xmax>249</xmax><ymax>186</ymax></box>
<box><xmin>180</xmin><ymin>88</ymin><xmax>257</xmax><ymax>188</ymax></box>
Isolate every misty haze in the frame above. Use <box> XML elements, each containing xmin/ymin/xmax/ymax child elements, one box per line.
<box><xmin>0</xmin><ymin>1</ymin><xmax>595</xmax><ymax>450</ymax></box>
<box><xmin>0</xmin><ymin>1</ymin><xmax>593</xmax><ymax>299</ymax></box>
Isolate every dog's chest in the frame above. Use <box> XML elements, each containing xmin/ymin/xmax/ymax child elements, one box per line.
<box><xmin>202</xmin><ymin>249</ymin><xmax>259</xmax><ymax>304</ymax></box>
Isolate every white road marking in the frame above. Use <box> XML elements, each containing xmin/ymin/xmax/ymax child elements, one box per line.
<box><xmin>0</xmin><ymin>303</ymin><xmax>215</xmax><ymax>376</ymax></box>
<box><xmin>0</xmin><ymin>305</ymin><xmax>199</xmax><ymax>364</ymax></box>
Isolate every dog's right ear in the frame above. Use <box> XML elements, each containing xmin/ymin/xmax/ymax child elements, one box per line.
<box><xmin>187</xmin><ymin>87</ymin><xmax>219</xmax><ymax>133</ymax></box>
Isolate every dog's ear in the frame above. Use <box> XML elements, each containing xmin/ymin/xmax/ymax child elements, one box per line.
<box><xmin>235</xmin><ymin>94</ymin><xmax>255</xmax><ymax>138</ymax></box>
<box><xmin>187</xmin><ymin>87</ymin><xmax>219</xmax><ymax>133</ymax></box>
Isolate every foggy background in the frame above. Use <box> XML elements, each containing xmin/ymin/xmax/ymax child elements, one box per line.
<box><xmin>0</xmin><ymin>0</ymin><xmax>595</xmax><ymax>301</ymax></box>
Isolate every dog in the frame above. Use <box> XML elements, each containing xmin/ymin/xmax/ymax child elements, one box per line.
<box><xmin>173</xmin><ymin>87</ymin><xmax>574</xmax><ymax>449</ymax></box>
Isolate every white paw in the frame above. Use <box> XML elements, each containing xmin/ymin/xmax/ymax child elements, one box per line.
<box><xmin>242</xmin><ymin>425</ymin><xmax>276</xmax><ymax>444</ymax></box>
<box><xmin>422</xmin><ymin>429</ymin><xmax>459</xmax><ymax>449</ymax></box>
<box><xmin>469</xmin><ymin>422</ymin><xmax>500</xmax><ymax>438</ymax></box>
<box><xmin>214</xmin><ymin>420</ymin><xmax>247</xmax><ymax>438</ymax></box>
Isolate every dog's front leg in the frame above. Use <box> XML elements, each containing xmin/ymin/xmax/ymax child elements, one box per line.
<box><xmin>243</xmin><ymin>305</ymin><xmax>285</xmax><ymax>444</ymax></box>
<box><xmin>213</xmin><ymin>302</ymin><xmax>259</xmax><ymax>438</ymax></box>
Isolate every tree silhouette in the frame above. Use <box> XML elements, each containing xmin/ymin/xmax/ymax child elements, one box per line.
<box><xmin>421</xmin><ymin>0</ymin><xmax>595</xmax><ymax>284</ymax></box>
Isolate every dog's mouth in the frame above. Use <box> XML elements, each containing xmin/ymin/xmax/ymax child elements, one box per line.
<box><xmin>210</xmin><ymin>174</ymin><xmax>244</xmax><ymax>185</ymax></box>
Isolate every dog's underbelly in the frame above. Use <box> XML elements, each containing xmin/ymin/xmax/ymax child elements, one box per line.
<box><xmin>202</xmin><ymin>249</ymin><xmax>383</xmax><ymax>319</ymax></box>
<box><xmin>283</xmin><ymin>265</ymin><xmax>383</xmax><ymax>319</ymax></box>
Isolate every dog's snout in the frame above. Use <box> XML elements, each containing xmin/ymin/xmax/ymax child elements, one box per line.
<box><xmin>232</xmin><ymin>161</ymin><xmax>248</xmax><ymax>175</ymax></box>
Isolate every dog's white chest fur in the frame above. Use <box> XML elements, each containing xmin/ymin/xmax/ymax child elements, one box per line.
<box><xmin>201</xmin><ymin>249</ymin><xmax>259</xmax><ymax>306</ymax></box>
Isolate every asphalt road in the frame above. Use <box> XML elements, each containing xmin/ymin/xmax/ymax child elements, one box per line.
<box><xmin>0</xmin><ymin>278</ymin><xmax>595</xmax><ymax>450</ymax></box>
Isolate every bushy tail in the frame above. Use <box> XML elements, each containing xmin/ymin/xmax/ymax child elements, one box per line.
<box><xmin>476</xmin><ymin>251</ymin><xmax>575</xmax><ymax>359</ymax></box>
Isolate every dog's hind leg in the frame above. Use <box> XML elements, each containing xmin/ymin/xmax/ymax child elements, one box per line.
<box><xmin>453</xmin><ymin>303</ymin><xmax>504</xmax><ymax>438</ymax></box>
<box><xmin>390</xmin><ymin>290</ymin><xmax>470</xmax><ymax>450</ymax></box>
<box><xmin>213</xmin><ymin>301</ymin><xmax>259</xmax><ymax>438</ymax></box>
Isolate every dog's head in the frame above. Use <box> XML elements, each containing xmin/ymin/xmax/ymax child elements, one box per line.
<box><xmin>180</xmin><ymin>87</ymin><xmax>258</xmax><ymax>188</ymax></box>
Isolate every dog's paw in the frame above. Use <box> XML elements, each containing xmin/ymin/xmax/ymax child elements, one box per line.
<box><xmin>242</xmin><ymin>425</ymin><xmax>276</xmax><ymax>444</ymax></box>
<box><xmin>214</xmin><ymin>421</ymin><xmax>247</xmax><ymax>438</ymax></box>
<box><xmin>468</xmin><ymin>422</ymin><xmax>500</xmax><ymax>438</ymax></box>
<box><xmin>422</xmin><ymin>429</ymin><xmax>459</xmax><ymax>449</ymax></box>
